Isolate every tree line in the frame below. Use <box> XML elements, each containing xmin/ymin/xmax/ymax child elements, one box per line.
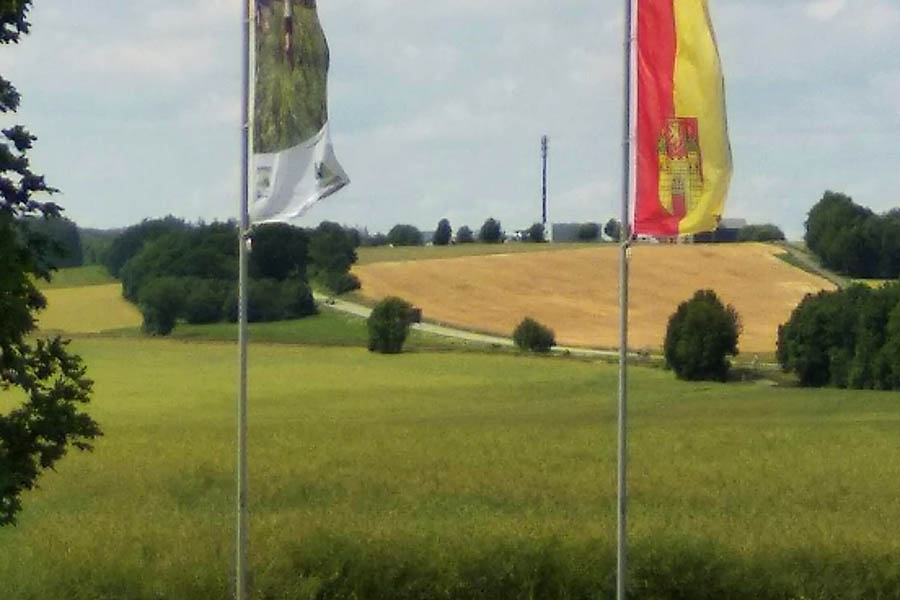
<box><xmin>104</xmin><ymin>218</ymin><xmax>359</xmax><ymax>335</ymax></box>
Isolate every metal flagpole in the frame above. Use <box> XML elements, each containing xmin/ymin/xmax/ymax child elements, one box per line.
<box><xmin>237</xmin><ymin>0</ymin><xmax>253</xmax><ymax>598</ymax></box>
<box><xmin>617</xmin><ymin>0</ymin><xmax>636</xmax><ymax>598</ymax></box>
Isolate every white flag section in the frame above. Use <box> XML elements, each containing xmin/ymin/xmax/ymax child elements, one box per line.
<box><xmin>251</xmin><ymin>123</ymin><xmax>348</xmax><ymax>223</ymax></box>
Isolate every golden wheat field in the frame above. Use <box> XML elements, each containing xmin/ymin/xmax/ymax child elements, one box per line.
<box><xmin>37</xmin><ymin>283</ymin><xmax>141</xmax><ymax>334</ymax></box>
<box><xmin>354</xmin><ymin>243</ymin><xmax>836</xmax><ymax>354</ymax></box>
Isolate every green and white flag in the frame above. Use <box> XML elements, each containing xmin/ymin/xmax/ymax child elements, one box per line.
<box><xmin>251</xmin><ymin>0</ymin><xmax>348</xmax><ymax>223</ymax></box>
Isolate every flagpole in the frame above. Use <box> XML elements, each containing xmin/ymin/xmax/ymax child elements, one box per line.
<box><xmin>237</xmin><ymin>1</ymin><xmax>253</xmax><ymax>599</ymax></box>
<box><xmin>617</xmin><ymin>0</ymin><xmax>636</xmax><ymax>598</ymax></box>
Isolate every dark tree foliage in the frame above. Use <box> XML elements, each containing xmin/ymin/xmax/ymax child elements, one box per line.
<box><xmin>308</xmin><ymin>221</ymin><xmax>359</xmax><ymax>293</ymax></box>
<box><xmin>456</xmin><ymin>225</ymin><xmax>474</xmax><ymax>244</ymax></box>
<box><xmin>0</xmin><ymin>1</ymin><xmax>100</xmax><ymax>526</ymax></box>
<box><xmin>577</xmin><ymin>222</ymin><xmax>600</xmax><ymax>241</ymax></box>
<box><xmin>479</xmin><ymin>218</ymin><xmax>503</xmax><ymax>243</ymax></box>
<box><xmin>432</xmin><ymin>218</ymin><xmax>452</xmax><ymax>246</ymax></box>
<box><xmin>21</xmin><ymin>216</ymin><xmax>82</xmax><ymax>267</ymax></box>
<box><xmin>367</xmin><ymin>296</ymin><xmax>413</xmax><ymax>354</ymax></box>
<box><xmin>513</xmin><ymin>317</ymin><xmax>555</xmax><ymax>353</ymax></box>
<box><xmin>387</xmin><ymin>224</ymin><xmax>423</xmax><ymax>246</ymax></box>
<box><xmin>104</xmin><ymin>216</ymin><xmax>188</xmax><ymax>277</ymax></box>
<box><xmin>526</xmin><ymin>223</ymin><xmax>546</xmax><ymax>243</ymax></box>
<box><xmin>804</xmin><ymin>191</ymin><xmax>900</xmax><ymax>278</ymax></box>
<box><xmin>778</xmin><ymin>283</ymin><xmax>900</xmax><ymax>389</ymax></box>
<box><xmin>664</xmin><ymin>290</ymin><xmax>741</xmax><ymax>381</ymax></box>
<box><xmin>118</xmin><ymin>220</ymin><xmax>321</xmax><ymax>333</ymax></box>
<box><xmin>361</xmin><ymin>231</ymin><xmax>389</xmax><ymax>247</ymax></box>
<box><xmin>249</xmin><ymin>222</ymin><xmax>308</xmax><ymax>281</ymax></box>
<box><xmin>119</xmin><ymin>223</ymin><xmax>236</xmax><ymax>302</ymax></box>
<box><xmin>604</xmin><ymin>218</ymin><xmax>622</xmax><ymax>242</ymax></box>
<box><xmin>737</xmin><ymin>224</ymin><xmax>785</xmax><ymax>242</ymax></box>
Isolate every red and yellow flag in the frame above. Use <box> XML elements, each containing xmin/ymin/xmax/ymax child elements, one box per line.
<box><xmin>634</xmin><ymin>0</ymin><xmax>732</xmax><ymax>236</ymax></box>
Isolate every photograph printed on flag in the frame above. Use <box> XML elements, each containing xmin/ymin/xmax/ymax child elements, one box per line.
<box><xmin>252</xmin><ymin>0</ymin><xmax>348</xmax><ymax>223</ymax></box>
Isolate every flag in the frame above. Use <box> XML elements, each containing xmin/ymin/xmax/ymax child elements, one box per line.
<box><xmin>251</xmin><ymin>0</ymin><xmax>349</xmax><ymax>223</ymax></box>
<box><xmin>633</xmin><ymin>0</ymin><xmax>731</xmax><ymax>236</ymax></box>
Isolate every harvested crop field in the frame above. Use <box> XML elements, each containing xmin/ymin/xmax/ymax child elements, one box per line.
<box><xmin>354</xmin><ymin>243</ymin><xmax>836</xmax><ymax>353</ymax></box>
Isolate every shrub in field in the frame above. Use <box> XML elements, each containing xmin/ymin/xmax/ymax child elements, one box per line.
<box><xmin>279</xmin><ymin>278</ymin><xmax>318</xmax><ymax>318</ymax></box>
<box><xmin>138</xmin><ymin>277</ymin><xmax>186</xmax><ymax>335</ymax></box>
<box><xmin>367</xmin><ymin>296</ymin><xmax>413</xmax><ymax>353</ymax></box>
<box><xmin>526</xmin><ymin>222</ymin><xmax>546</xmax><ymax>243</ymax></box>
<box><xmin>320</xmin><ymin>271</ymin><xmax>360</xmax><ymax>295</ymax></box>
<box><xmin>433</xmin><ymin>218</ymin><xmax>452</xmax><ymax>246</ymax></box>
<box><xmin>664</xmin><ymin>289</ymin><xmax>740</xmax><ymax>381</ymax></box>
<box><xmin>456</xmin><ymin>225</ymin><xmax>474</xmax><ymax>244</ymax></box>
<box><xmin>513</xmin><ymin>317</ymin><xmax>556</xmax><ymax>353</ymax></box>
<box><xmin>479</xmin><ymin>217</ymin><xmax>504</xmax><ymax>243</ymax></box>
<box><xmin>386</xmin><ymin>224</ymin><xmax>423</xmax><ymax>246</ymax></box>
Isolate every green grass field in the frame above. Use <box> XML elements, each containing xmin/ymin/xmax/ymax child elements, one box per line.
<box><xmin>35</xmin><ymin>264</ymin><xmax>116</xmax><ymax>289</ymax></box>
<box><xmin>2</xmin><ymin>337</ymin><xmax>900</xmax><ymax>598</ymax></box>
<box><xmin>170</xmin><ymin>307</ymin><xmax>492</xmax><ymax>352</ymax></box>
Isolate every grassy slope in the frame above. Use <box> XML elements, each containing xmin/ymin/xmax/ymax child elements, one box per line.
<box><xmin>34</xmin><ymin>264</ymin><xmax>116</xmax><ymax>289</ymax></box>
<box><xmin>1</xmin><ymin>338</ymin><xmax>899</xmax><ymax>597</ymax></box>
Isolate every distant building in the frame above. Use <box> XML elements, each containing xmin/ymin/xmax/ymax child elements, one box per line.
<box><xmin>692</xmin><ymin>218</ymin><xmax>746</xmax><ymax>243</ymax></box>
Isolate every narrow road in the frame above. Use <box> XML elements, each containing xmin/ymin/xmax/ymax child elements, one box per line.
<box><xmin>314</xmin><ymin>293</ymin><xmax>623</xmax><ymax>359</ymax></box>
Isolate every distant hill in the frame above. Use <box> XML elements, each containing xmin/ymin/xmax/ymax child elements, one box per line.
<box><xmin>353</xmin><ymin>243</ymin><xmax>837</xmax><ymax>354</ymax></box>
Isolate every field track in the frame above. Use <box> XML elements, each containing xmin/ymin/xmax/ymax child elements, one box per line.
<box><xmin>354</xmin><ymin>243</ymin><xmax>836</xmax><ymax>354</ymax></box>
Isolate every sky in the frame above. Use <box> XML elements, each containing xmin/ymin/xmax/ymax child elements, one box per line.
<box><xmin>1</xmin><ymin>0</ymin><xmax>899</xmax><ymax>239</ymax></box>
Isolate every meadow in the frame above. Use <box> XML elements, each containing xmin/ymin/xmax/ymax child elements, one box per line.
<box><xmin>2</xmin><ymin>336</ymin><xmax>900</xmax><ymax>598</ymax></box>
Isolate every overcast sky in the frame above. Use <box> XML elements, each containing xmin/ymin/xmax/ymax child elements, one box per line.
<box><xmin>2</xmin><ymin>0</ymin><xmax>898</xmax><ymax>238</ymax></box>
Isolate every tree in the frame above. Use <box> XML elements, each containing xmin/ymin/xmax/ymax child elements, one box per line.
<box><xmin>22</xmin><ymin>216</ymin><xmax>82</xmax><ymax>267</ymax></box>
<box><xmin>0</xmin><ymin>2</ymin><xmax>101</xmax><ymax>526</ymax></box>
<box><xmin>387</xmin><ymin>224</ymin><xmax>423</xmax><ymax>246</ymax></box>
<box><xmin>249</xmin><ymin>223</ymin><xmax>308</xmax><ymax>281</ymax></box>
<box><xmin>479</xmin><ymin>218</ymin><xmax>503</xmax><ymax>243</ymax></box>
<box><xmin>737</xmin><ymin>224</ymin><xmax>785</xmax><ymax>242</ymax></box>
<box><xmin>526</xmin><ymin>222</ymin><xmax>546</xmax><ymax>243</ymax></box>
<box><xmin>456</xmin><ymin>225</ymin><xmax>474</xmax><ymax>244</ymax></box>
<box><xmin>367</xmin><ymin>296</ymin><xmax>413</xmax><ymax>353</ymax></box>
<box><xmin>513</xmin><ymin>317</ymin><xmax>555</xmax><ymax>353</ymax></box>
<box><xmin>604</xmin><ymin>218</ymin><xmax>622</xmax><ymax>242</ymax></box>
<box><xmin>664</xmin><ymin>290</ymin><xmax>741</xmax><ymax>381</ymax></box>
<box><xmin>432</xmin><ymin>218</ymin><xmax>452</xmax><ymax>246</ymax></box>
<box><xmin>577</xmin><ymin>222</ymin><xmax>600</xmax><ymax>241</ymax></box>
<box><xmin>308</xmin><ymin>221</ymin><xmax>358</xmax><ymax>293</ymax></box>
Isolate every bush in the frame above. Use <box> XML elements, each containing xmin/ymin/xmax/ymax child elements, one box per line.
<box><xmin>183</xmin><ymin>279</ymin><xmax>225</xmax><ymax>324</ymax></box>
<box><xmin>664</xmin><ymin>290</ymin><xmax>741</xmax><ymax>381</ymax></box>
<box><xmin>604</xmin><ymin>219</ymin><xmax>622</xmax><ymax>242</ymax></box>
<box><xmin>513</xmin><ymin>317</ymin><xmax>556</xmax><ymax>353</ymax></box>
<box><xmin>456</xmin><ymin>226</ymin><xmax>474</xmax><ymax>244</ymax></box>
<box><xmin>367</xmin><ymin>296</ymin><xmax>413</xmax><ymax>354</ymax></box>
<box><xmin>319</xmin><ymin>270</ymin><xmax>360</xmax><ymax>295</ymax></box>
<box><xmin>737</xmin><ymin>224</ymin><xmax>785</xmax><ymax>242</ymax></box>
<box><xmin>138</xmin><ymin>277</ymin><xmax>186</xmax><ymax>335</ymax></box>
<box><xmin>387</xmin><ymin>224</ymin><xmax>423</xmax><ymax>246</ymax></box>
